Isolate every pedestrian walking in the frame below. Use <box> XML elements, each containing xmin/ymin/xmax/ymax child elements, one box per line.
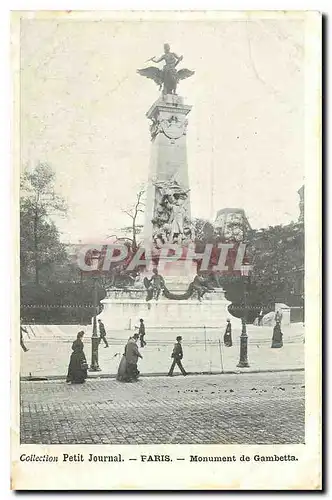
<box><xmin>257</xmin><ymin>308</ymin><xmax>264</xmax><ymax>326</ymax></box>
<box><xmin>66</xmin><ymin>331</ymin><xmax>88</xmax><ymax>384</ymax></box>
<box><xmin>20</xmin><ymin>325</ymin><xmax>29</xmax><ymax>352</ymax></box>
<box><xmin>138</xmin><ymin>318</ymin><xmax>146</xmax><ymax>347</ymax></box>
<box><xmin>168</xmin><ymin>336</ymin><xmax>187</xmax><ymax>376</ymax></box>
<box><xmin>275</xmin><ymin>309</ymin><xmax>283</xmax><ymax>324</ymax></box>
<box><xmin>98</xmin><ymin>319</ymin><xmax>109</xmax><ymax>348</ymax></box>
<box><xmin>116</xmin><ymin>345</ymin><xmax>129</xmax><ymax>382</ymax></box>
<box><xmin>116</xmin><ymin>335</ymin><xmax>134</xmax><ymax>382</ymax></box>
<box><xmin>223</xmin><ymin>319</ymin><xmax>232</xmax><ymax>347</ymax></box>
<box><xmin>271</xmin><ymin>320</ymin><xmax>283</xmax><ymax>348</ymax></box>
<box><xmin>125</xmin><ymin>333</ymin><xmax>142</xmax><ymax>382</ymax></box>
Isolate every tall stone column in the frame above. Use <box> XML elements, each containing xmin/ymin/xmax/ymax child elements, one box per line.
<box><xmin>143</xmin><ymin>94</ymin><xmax>192</xmax><ymax>245</ymax></box>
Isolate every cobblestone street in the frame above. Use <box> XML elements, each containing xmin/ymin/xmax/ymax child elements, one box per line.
<box><xmin>20</xmin><ymin>371</ymin><xmax>305</xmax><ymax>445</ymax></box>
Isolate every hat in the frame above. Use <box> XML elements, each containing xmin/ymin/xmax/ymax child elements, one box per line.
<box><xmin>133</xmin><ymin>333</ymin><xmax>139</xmax><ymax>339</ymax></box>
<box><xmin>176</xmin><ymin>336</ymin><xmax>182</xmax><ymax>341</ymax></box>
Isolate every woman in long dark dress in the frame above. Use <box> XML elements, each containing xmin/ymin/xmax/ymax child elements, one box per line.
<box><xmin>223</xmin><ymin>319</ymin><xmax>233</xmax><ymax>347</ymax></box>
<box><xmin>116</xmin><ymin>337</ymin><xmax>130</xmax><ymax>382</ymax></box>
<box><xmin>66</xmin><ymin>331</ymin><xmax>88</xmax><ymax>384</ymax></box>
<box><xmin>271</xmin><ymin>320</ymin><xmax>283</xmax><ymax>348</ymax></box>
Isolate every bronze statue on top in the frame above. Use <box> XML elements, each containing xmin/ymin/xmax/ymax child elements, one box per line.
<box><xmin>137</xmin><ymin>43</ymin><xmax>194</xmax><ymax>95</ymax></box>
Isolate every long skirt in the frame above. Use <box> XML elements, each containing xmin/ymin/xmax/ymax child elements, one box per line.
<box><xmin>271</xmin><ymin>325</ymin><xmax>283</xmax><ymax>348</ymax></box>
<box><xmin>127</xmin><ymin>362</ymin><xmax>140</xmax><ymax>381</ymax></box>
<box><xmin>224</xmin><ymin>333</ymin><xmax>232</xmax><ymax>347</ymax></box>
<box><xmin>66</xmin><ymin>352</ymin><xmax>87</xmax><ymax>384</ymax></box>
<box><xmin>116</xmin><ymin>355</ymin><xmax>128</xmax><ymax>381</ymax></box>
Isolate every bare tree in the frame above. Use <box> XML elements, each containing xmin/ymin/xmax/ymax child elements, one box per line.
<box><xmin>122</xmin><ymin>189</ymin><xmax>145</xmax><ymax>252</ymax></box>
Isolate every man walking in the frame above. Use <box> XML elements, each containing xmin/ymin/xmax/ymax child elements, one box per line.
<box><xmin>275</xmin><ymin>309</ymin><xmax>283</xmax><ymax>324</ymax></box>
<box><xmin>138</xmin><ymin>318</ymin><xmax>146</xmax><ymax>347</ymax></box>
<box><xmin>257</xmin><ymin>308</ymin><xmax>264</xmax><ymax>326</ymax></box>
<box><xmin>168</xmin><ymin>336</ymin><xmax>187</xmax><ymax>376</ymax></box>
<box><xmin>98</xmin><ymin>319</ymin><xmax>109</xmax><ymax>348</ymax></box>
<box><xmin>125</xmin><ymin>333</ymin><xmax>143</xmax><ymax>382</ymax></box>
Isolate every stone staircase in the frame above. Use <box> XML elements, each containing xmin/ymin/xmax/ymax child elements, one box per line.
<box><xmin>21</xmin><ymin>323</ymin><xmax>304</xmax><ymax>346</ymax></box>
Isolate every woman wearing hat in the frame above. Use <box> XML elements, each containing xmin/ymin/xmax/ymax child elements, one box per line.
<box><xmin>223</xmin><ymin>319</ymin><xmax>233</xmax><ymax>347</ymax></box>
<box><xmin>122</xmin><ymin>333</ymin><xmax>143</xmax><ymax>382</ymax></box>
<box><xmin>66</xmin><ymin>331</ymin><xmax>88</xmax><ymax>384</ymax></box>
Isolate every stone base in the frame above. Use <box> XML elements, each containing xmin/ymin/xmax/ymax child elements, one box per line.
<box><xmin>98</xmin><ymin>288</ymin><xmax>241</xmax><ymax>335</ymax></box>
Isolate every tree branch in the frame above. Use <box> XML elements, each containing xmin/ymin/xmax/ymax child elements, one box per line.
<box><xmin>122</xmin><ymin>210</ymin><xmax>134</xmax><ymax>219</ymax></box>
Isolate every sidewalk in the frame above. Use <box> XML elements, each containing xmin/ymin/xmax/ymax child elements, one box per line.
<box><xmin>20</xmin><ymin>324</ymin><xmax>304</xmax><ymax>379</ymax></box>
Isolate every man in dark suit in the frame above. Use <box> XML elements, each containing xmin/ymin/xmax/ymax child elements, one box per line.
<box><xmin>168</xmin><ymin>336</ymin><xmax>187</xmax><ymax>376</ymax></box>
<box><xmin>98</xmin><ymin>319</ymin><xmax>109</xmax><ymax>348</ymax></box>
<box><xmin>138</xmin><ymin>318</ymin><xmax>146</xmax><ymax>347</ymax></box>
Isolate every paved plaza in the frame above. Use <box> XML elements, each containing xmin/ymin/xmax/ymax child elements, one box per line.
<box><xmin>20</xmin><ymin>324</ymin><xmax>304</xmax><ymax>378</ymax></box>
<box><xmin>20</xmin><ymin>371</ymin><xmax>305</xmax><ymax>445</ymax></box>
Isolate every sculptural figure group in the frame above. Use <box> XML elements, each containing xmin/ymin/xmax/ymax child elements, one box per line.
<box><xmin>151</xmin><ymin>179</ymin><xmax>195</xmax><ymax>246</ymax></box>
<box><xmin>144</xmin><ymin>268</ymin><xmax>213</xmax><ymax>302</ymax></box>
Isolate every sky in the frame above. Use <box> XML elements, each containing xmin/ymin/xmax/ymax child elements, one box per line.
<box><xmin>20</xmin><ymin>13</ymin><xmax>305</xmax><ymax>243</ymax></box>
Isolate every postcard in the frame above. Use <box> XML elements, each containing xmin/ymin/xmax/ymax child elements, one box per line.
<box><xmin>11</xmin><ymin>10</ymin><xmax>321</xmax><ymax>490</ymax></box>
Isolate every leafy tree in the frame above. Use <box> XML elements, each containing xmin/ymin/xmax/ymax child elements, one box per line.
<box><xmin>216</xmin><ymin>222</ymin><xmax>304</xmax><ymax>321</ymax></box>
<box><xmin>20</xmin><ymin>162</ymin><xmax>67</xmax><ymax>285</ymax></box>
<box><xmin>192</xmin><ymin>218</ymin><xmax>215</xmax><ymax>243</ymax></box>
<box><xmin>245</xmin><ymin>222</ymin><xmax>304</xmax><ymax>307</ymax></box>
<box><xmin>192</xmin><ymin>217</ymin><xmax>304</xmax><ymax>318</ymax></box>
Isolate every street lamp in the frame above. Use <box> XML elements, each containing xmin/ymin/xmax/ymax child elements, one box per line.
<box><xmin>237</xmin><ymin>262</ymin><xmax>252</xmax><ymax>368</ymax></box>
<box><xmin>89</xmin><ymin>252</ymin><xmax>101</xmax><ymax>372</ymax></box>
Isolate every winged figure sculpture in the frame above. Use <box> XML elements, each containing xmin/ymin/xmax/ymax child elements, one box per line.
<box><xmin>137</xmin><ymin>43</ymin><xmax>194</xmax><ymax>95</ymax></box>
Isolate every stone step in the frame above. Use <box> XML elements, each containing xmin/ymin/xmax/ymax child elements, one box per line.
<box><xmin>21</xmin><ymin>324</ymin><xmax>304</xmax><ymax>345</ymax></box>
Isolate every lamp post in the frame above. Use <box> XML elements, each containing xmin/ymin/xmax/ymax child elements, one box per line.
<box><xmin>89</xmin><ymin>253</ymin><xmax>101</xmax><ymax>372</ymax></box>
<box><xmin>237</xmin><ymin>263</ymin><xmax>252</xmax><ymax>368</ymax></box>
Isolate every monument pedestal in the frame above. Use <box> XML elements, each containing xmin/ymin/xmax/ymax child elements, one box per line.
<box><xmin>98</xmin><ymin>287</ymin><xmax>241</xmax><ymax>337</ymax></box>
<box><xmin>141</xmin><ymin>257</ymin><xmax>197</xmax><ymax>292</ymax></box>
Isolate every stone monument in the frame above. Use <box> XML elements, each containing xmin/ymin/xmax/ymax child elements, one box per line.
<box><xmin>98</xmin><ymin>44</ymin><xmax>241</xmax><ymax>335</ymax></box>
